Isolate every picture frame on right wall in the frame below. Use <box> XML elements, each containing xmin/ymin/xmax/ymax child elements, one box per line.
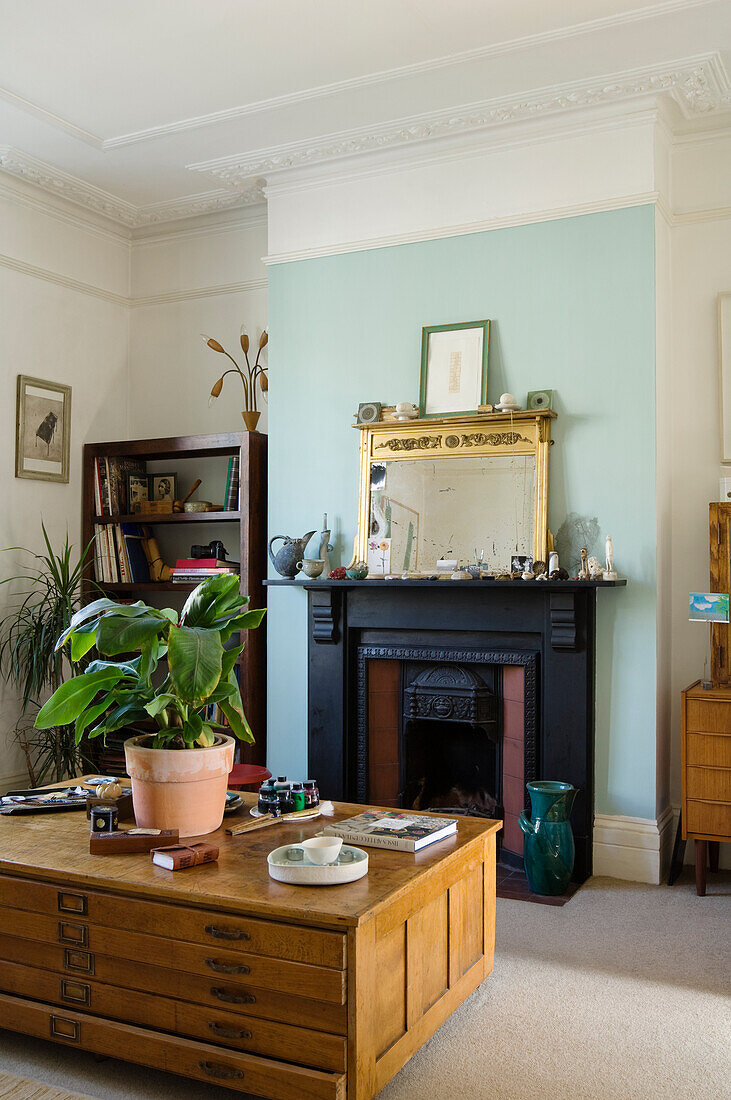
<box><xmin>718</xmin><ymin>292</ymin><xmax>731</xmax><ymax>463</ymax></box>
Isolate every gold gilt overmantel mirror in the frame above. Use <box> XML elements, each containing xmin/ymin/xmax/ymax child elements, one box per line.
<box><xmin>354</xmin><ymin>411</ymin><xmax>555</xmax><ymax>575</ymax></box>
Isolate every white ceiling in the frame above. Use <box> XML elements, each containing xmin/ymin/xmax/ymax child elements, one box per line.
<box><xmin>0</xmin><ymin>0</ymin><xmax>729</xmax><ymax>227</ymax></box>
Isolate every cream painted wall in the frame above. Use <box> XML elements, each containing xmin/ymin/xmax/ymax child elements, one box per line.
<box><xmin>0</xmin><ymin>178</ymin><xmax>130</xmax><ymax>787</ymax></box>
<box><xmin>127</xmin><ymin>212</ymin><xmax>268</xmax><ymax>440</ymax></box>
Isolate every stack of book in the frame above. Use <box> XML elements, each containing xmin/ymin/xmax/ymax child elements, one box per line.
<box><xmin>93</xmin><ymin>522</ymin><xmax>151</xmax><ymax>584</ymax></box>
<box><xmin>321</xmin><ymin>810</ymin><xmax>458</xmax><ymax>851</ymax></box>
<box><xmin>170</xmin><ymin>556</ymin><xmax>240</xmax><ymax>585</ymax></box>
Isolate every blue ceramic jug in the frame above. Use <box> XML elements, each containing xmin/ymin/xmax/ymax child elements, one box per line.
<box><xmin>518</xmin><ymin>780</ymin><xmax>577</xmax><ymax>895</ymax></box>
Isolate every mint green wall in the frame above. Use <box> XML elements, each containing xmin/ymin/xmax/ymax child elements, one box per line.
<box><xmin>267</xmin><ymin>205</ymin><xmax>656</xmax><ymax>819</ymax></box>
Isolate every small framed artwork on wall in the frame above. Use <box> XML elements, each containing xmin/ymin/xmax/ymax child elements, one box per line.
<box><xmin>15</xmin><ymin>375</ymin><xmax>71</xmax><ymax>483</ymax></box>
<box><xmin>719</xmin><ymin>293</ymin><xmax>731</xmax><ymax>463</ymax></box>
<box><xmin>419</xmin><ymin>320</ymin><xmax>490</xmax><ymax>418</ymax></box>
<box><xmin>150</xmin><ymin>473</ymin><xmax>178</xmax><ymax>502</ymax></box>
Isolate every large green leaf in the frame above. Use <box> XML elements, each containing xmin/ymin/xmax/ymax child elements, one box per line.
<box><xmin>219</xmin><ymin>696</ymin><xmax>254</xmax><ymax>743</ymax></box>
<box><xmin>219</xmin><ymin>607</ymin><xmax>266</xmax><ymax>643</ymax></box>
<box><xmin>74</xmin><ymin>696</ymin><xmax>113</xmax><ymax>744</ymax></box>
<box><xmin>69</xmin><ymin>627</ymin><xmax>97</xmax><ymax>663</ymax></box>
<box><xmin>96</xmin><ymin>613</ymin><xmax>170</xmax><ymax>656</ymax></box>
<box><xmin>180</xmin><ymin>574</ymin><xmax>244</xmax><ymax>629</ymax></box>
<box><xmin>35</xmin><ymin>667</ymin><xmax>126</xmax><ymax>728</ymax></box>
<box><xmin>167</xmin><ymin>624</ymin><xmax>223</xmax><ymax>705</ymax></box>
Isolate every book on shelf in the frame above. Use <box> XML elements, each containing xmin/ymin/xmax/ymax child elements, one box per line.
<box><xmin>93</xmin><ymin>456</ymin><xmax>147</xmax><ymax>516</ymax></box>
<box><xmin>225</xmin><ymin>455</ymin><xmax>240</xmax><ymax>511</ymax></box>
<box><xmin>174</xmin><ymin>557</ymin><xmax>239</xmax><ymax>571</ymax></box>
<box><xmin>121</xmin><ymin>524</ymin><xmax>151</xmax><ymax>583</ymax></box>
<box><xmin>321</xmin><ymin>810</ymin><xmax>458</xmax><ymax>852</ymax></box>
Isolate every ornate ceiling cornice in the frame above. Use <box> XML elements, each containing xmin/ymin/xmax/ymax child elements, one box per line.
<box><xmin>0</xmin><ymin>146</ymin><xmax>265</xmax><ymax>229</ymax></box>
<box><xmin>189</xmin><ymin>54</ymin><xmax>729</xmax><ymax>190</ymax></box>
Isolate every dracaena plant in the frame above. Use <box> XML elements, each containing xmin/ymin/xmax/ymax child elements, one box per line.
<box><xmin>35</xmin><ymin>574</ymin><xmax>265</xmax><ymax>750</ymax></box>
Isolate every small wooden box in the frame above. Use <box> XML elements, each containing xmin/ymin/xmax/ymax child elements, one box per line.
<box><xmin>85</xmin><ymin>791</ymin><xmax>134</xmax><ymax>823</ymax></box>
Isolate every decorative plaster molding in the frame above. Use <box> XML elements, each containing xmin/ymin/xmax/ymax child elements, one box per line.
<box><xmin>263</xmin><ymin>192</ymin><xmax>661</xmax><ymax>265</ymax></box>
<box><xmin>190</xmin><ymin>55</ymin><xmax>729</xmax><ymax>189</ymax></box>
<box><xmin>130</xmin><ymin>277</ymin><xmax>267</xmax><ymax>308</ymax></box>
<box><xmin>0</xmin><ymin>147</ymin><xmax>265</xmax><ymax>229</ymax></box>
<box><xmin>0</xmin><ymin>146</ymin><xmax>139</xmax><ymax>226</ymax></box>
<box><xmin>0</xmin><ymin>248</ymin><xmax>266</xmax><ymax>309</ymax></box>
<box><xmin>0</xmin><ymin>249</ymin><xmax>128</xmax><ymax>306</ymax></box>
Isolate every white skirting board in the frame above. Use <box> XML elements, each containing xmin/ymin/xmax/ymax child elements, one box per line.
<box><xmin>592</xmin><ymin>807</ymin><xmax>675</xmax><ymax>884</ymax></box>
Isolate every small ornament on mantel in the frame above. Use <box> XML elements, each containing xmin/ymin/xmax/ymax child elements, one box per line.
<box><xmin>204</xmin><ymin>325</ymin><xmax>268</xmax><ymax>431</ymax></box>
<box><xmin>603</xmin><ymin>535</ymin><xmax>618</xmax><ymax>581</ymax></box>
<box><xmin>319</xmin><ymin>514</ymin><xmax>333</xmax><ymax>577</ymax></box>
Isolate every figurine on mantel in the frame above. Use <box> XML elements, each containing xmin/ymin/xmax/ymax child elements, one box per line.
<box><xmin>319</xmin><ymin>514</ymin><xmax>333</xmax><ymax>577</ymax></box>
<box><xmin>604</xmin><ymin>535</ymin><xmax>618</xmax><ymax>581</ymax></box>
<box><xmin>588</xmin><ymin>555</ymin><xmax>604</xmax><ymax>579</ymax></box>
<box><xmin>578</xmin><ymin>547</ymin><xmax>590</xmax><ymax>580</ymax></box>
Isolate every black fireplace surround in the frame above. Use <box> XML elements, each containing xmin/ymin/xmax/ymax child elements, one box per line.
<box><xmin>266</xmin><ymin>577</ymin><xmax>625</xmax><ymax>883</ymax></box>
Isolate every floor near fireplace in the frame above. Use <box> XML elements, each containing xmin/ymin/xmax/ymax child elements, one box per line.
<box><xmin>497</xmin><ymin>860</ymin><xmax>580</xmax><ymax>906</ymax></box>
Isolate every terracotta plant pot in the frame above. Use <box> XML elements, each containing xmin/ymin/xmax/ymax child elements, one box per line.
<box><xmin>241</xmin><ymin>410</ymin><xmax>260</xmax><ymax>432</ymax></box>
<box><xmin>125</xmin><ymin>733</ymin><xmax>235</xmax><ymax>837</ymax></box>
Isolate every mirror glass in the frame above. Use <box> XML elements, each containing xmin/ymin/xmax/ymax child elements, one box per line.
<box><xmin>368</xmin><ymin>454</ymin><xmax>536</xmax><ymax>574</ymax></box>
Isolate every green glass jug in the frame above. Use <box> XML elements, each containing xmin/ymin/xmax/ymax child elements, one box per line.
<box><xmin>518</xmin><ymin>780</ymin><xmax>577</xmax><ymax>895</ymax></box>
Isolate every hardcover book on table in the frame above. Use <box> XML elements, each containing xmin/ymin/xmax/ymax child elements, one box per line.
<box><xmin>321</xmin><ymin>810</ymin><xmax>457</xmax><ymax>851</ymax></box>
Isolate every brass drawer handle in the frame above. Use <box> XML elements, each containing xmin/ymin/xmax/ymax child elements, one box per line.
<box><xmin>60</xmin><ymin>979</ymin><xmax>90</xmax><ymax>1007</ymax></box>
<box><xmin>50</xmin><ymin>1015</ymin><xmax>80</xmax><ymax>1043</ymax></box>
<box><xmin>58</xmin><ymin>891</ymin><xmax>87</xmax><ymax>916</ymax></box>
<box><xmin>64</xmin><ymin>949</ymin><xmax>95</xmax><ymax>975</ymax></box>
<box><xmin>208</xmin><ymin>1021</ymin><xmax>252</xmax><ymax>1040</ymax></box>
<box><xmin>205</xmin><ymin>924</ymin><xmax>250</xmax><ymax>941</ymax></box>
<box><xmin>199</xmin><ymin>1061</ymin><xmax>243</xmax><ymax>1081</ymax></box>
<box><xmin>58</xmin><ymin>921</ymin><xmax>88</xmax><ymax>947</ymax></box>
<box><xmin>206</xmin><ymin>958</ymin><xmax>250</xmax><ymax>976</ymax></box>
<box><xmin>211</xmin><ymin>986</ymin><xmax>256</xmax><ymax>1005</ymax></box>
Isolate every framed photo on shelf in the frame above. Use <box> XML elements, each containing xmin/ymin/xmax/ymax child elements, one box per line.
<box><xmin>127</xmin><ymin>473</ymin><xmax>149</xmax><ymax>510</ymax></box>
<box><xmin>150</xmin><ymin>472</ymin><xmax>178</xmax><ymax>503</ymax></box>
<box><xmin>419</xmin><ymin>320</ymin><xmax>490</xmax><ymax>418</ymax></box>
<box><xmin>15</xmin><ymin>375</ymin><xmax>71</xmax><ymax>483</ymax></box>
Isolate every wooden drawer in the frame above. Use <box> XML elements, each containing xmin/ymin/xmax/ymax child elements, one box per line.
<box><xmin>685</xmin><ymin>800</ymin><xmax>731</xmax><ymax>839</ymax></box>
<box><xmin>0</xmin><ymin>904</ymin><xmax>345</xmax><ymax>1004</ymax></box>
<box><xmin>0</xmin><ymin>991</ymin><xmax>345</xmax><ymax>1100</ymax></box>
<box><xmin>0</xmin><ymin>874</ymin><xmax>345</xmax><ymax>969</ymax></box>
<box><xmin>0</xmin><ymin>934</ymin><xmax>347</xmax><ymax>1035</ymax></box>
<box><xmin>686</xmin><ymin>732</ymin><xmax>731</xmax><ymax>768</ymax></box>
<box><xmin>686</xmin><ymin>699</ymin><xmax>731</xmax><ymax>735</ymax></box>
<box><xmin>0</xmin><ymin>959</ymin><xmax>346</xmax><ymax>1072</ymax></box>
<box><xmin>685</xmin><ymin>767</ymin><xmax>731</xmax><ymax>802</ymax></box>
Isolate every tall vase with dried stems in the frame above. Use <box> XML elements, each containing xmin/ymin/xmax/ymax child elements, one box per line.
<box><xmin>204</xmin><ymin>326</ymin><xmax>268</xmax><ymax>430</ymax></box>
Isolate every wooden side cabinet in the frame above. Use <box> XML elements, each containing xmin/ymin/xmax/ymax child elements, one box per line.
<box><xmin>681</xmin><ymin>681</ymin><xmax>731</xmax><ymax>894</ymax></box>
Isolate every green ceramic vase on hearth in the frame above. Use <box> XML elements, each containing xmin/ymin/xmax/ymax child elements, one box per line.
<box><xmin>518</xmin><ymin>781</ymin><xmax>577</xmax><ymax>895</ymax></box>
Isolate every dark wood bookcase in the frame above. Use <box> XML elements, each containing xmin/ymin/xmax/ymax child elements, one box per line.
<box><xmin>82</xmin><ymin>432</ymin><xmax>267</xmax><ymax>764</ymax></box>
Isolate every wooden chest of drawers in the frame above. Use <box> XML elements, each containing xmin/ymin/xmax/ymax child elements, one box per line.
<box><xmin>681</xmin><ymin>681</ymin><xmax>731</xmax><ymax>895</ymax></box>
<box><xmin>0</xmin><ymin>791</ymin><xmax>498</xmax><ymax>1099</ymax></box>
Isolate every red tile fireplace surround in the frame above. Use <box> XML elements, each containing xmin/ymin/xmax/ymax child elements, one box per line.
<box><xmin>366</xmin><ymin>655</ymin><xmax>532</xmax><ymax>866</ymax></box>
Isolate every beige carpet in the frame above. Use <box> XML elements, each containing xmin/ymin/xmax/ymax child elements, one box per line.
<box><xmin>0</xmin><ymin>1072</ymin><xmax>98</xmax><ymax>1100</ymax></box>
<box><xmin>0</xmin><ymin>871</ymin><xmax>728</xmax><ymax>1100</ymax></box>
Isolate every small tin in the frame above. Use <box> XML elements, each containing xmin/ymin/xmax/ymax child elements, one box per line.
<box><xmin>91</xmin><ymin>805</ymin><xmax>118</xmax><ymax>834</ymax></box>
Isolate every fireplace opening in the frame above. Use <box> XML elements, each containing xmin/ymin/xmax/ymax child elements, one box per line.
<box><xmin>405</xmin><ymin>718</ymin><xmax>502</xmax><ymax>820</ymax></box>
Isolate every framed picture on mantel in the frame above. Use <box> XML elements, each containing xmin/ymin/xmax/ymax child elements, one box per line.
<box><xmin>419</xmin><ymin>319</ymin><xmax>490</xmax><ymax>419</ymax></box>
<box><xmin>15</xmin><ymin>375</ymin><xmax>71</xmax><ymax>483</ymax></box>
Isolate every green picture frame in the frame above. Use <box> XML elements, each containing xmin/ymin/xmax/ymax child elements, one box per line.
<box><xmin>419</xmin><ymin>320</ymin><xmax>490</xmax><ymax>419</ymax></box>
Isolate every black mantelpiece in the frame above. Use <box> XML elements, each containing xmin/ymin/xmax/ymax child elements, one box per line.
<box><xmin>265</xmin><ymin>577</ymin><xmax>626</xmax><ymax>882</ymax></box>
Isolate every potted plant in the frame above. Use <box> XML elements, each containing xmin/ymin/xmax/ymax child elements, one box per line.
<box><xmin>35</xmin><ymin>573</ymin><xmax>265</xmax><ymax>837</ymax></box>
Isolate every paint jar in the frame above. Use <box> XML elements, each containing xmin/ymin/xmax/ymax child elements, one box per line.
<box><xmin>291</xmin><ymin>783</ymin><xmax>306</xmax><ymax>811</ymax></box>
<box><xmin>258</xmin><ymin>786</ymin><xmax>278</xmax><ymax>815</ymax></box>
<box><xmin>273</xmin><ymin>776</ymin><xmax>289</xmax><ymax>790</ymax></box>
<box><xmin>91</xmin><ymin>805</ymin><xmax>118</xmax><ymax>833</ymax></box>
<box><xmin>277</xmin><ymin>788</ymin><xmax>294</xmax><ymax>815</ymax></box>
<box><xmin>303</xmin><ymin>780</ymin><xmax>319</xmax><ymax>807</ymax></box>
